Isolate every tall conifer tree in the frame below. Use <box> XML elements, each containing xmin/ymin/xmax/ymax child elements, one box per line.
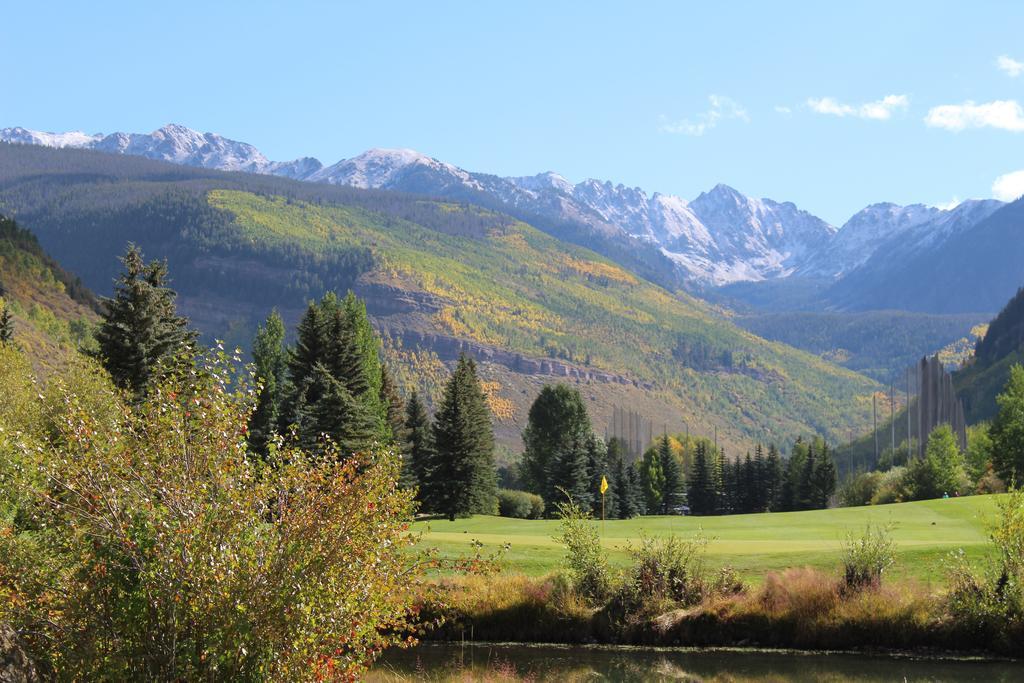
<box><xmin>94</xmin><ymin>245</ymin><xmax>195</xmax><ymax>396</ymax></box>
<box><xmin>687</xmin><ymin>442</ymin><xmax>717</xmax><ymax>515</ymax></box>
<box><xmin>609</xmin><ymin>437</ymin><xmax>640</xmax><ymax>518</ymax></box>
<box><xmin>765</xmin><ymin>443</ymin><xmax>784</xmax><ymax>511</ymax></box>
<box><xmin>296</xmin><ymin>364</ymin><xmax>377</xmax><ymax>456</ymax></box>
<box><xmin>658</xmin><ymin>433</ymin><xmax>685</xmax><ymax>514</ymax></box>
<box><xmin>379</xmin><ymin>363</ymin><xmax>407</xmax><ymax>446</ymax></box>
<box><xmin>404</xmin><ymin>390</ymin><xmax>434</xmax><ymax>499</ymax></box>
<box><xmin>430</xmin><ymin>354</ymin><xmax>497</xmax><ymax>520</ymax></box>
<box><xmin>249</xmin><ymin>310</ymin><xmax>288</xmax><ymax>456</ymax></box>
<box><xmin>520</xmin><ymin>384</ymin><xmax>594</xmax><ymax>510</ymax></box>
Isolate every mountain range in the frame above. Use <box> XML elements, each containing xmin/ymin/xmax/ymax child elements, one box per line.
<box><xmin>3</xmin><ymin>124</ymin><xmax>1018</xmax><ymax>312</ymax></box>
<box><xmin>0</xmin><ymin>140</ymin><xmax>888</xmax><ymax>455</ymax></box>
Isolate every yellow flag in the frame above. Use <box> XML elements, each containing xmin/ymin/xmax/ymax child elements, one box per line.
<box><xmin>600</xmin><ymin>475</ymin><xmax>609</xmax><ymax>495</ymax></box>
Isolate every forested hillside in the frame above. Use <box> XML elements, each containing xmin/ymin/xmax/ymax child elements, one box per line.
<box><xmin>0</xmin><ymin>142</ymin><xmax>881</xmax><ymax>453</ymax></box>
<box><xmin>957</xmin><ymin>287</ymin><xmax>1024</xmax><ymax>422</ymax></box>
<box><xmin>736</xmin><ymin>310</ymin><xmax>985</xmax><ymax>383</ymax></box>
<box><xmin>0</xmin><ymin>214</ymin><xmax>99</xmax><ymax>367</ymax></box>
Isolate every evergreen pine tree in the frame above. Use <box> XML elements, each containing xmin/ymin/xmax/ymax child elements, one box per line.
<box><xmin>342</xmin><ymin>292</ymin><xmax>386</xmax><ymax>433</ymax></box>
<box><xmin>797</xmin><ymin>443</ymin><xmax>817</xmax><ymax>511</ymax></box>
<box><xmin>404</xmin><ymin>391</ymin><xmax>434</xmax><ymax>502</ymax></box>
<box><xmin>628</xmin><ymin>461</ymin><xmax>647</xmax><ymax>515</ymax></box>
<box><xmin>249</xmin><ymin>310</ymin><xmax>288</xmax><ymax>456</ymax></box>
<box><xmin>658</xmin><ymin>433</ymin><xmax>685</xmax><ymax>514</ymax></box>
<box><xmin>284</xmin><ymin>292</ymin><xmax>388</xmax><ymax>446</ymax></box>
<box><xmin>609</xmin><ymin>437</ymin><xmax>640</xmax><ymax>518</ymax></box>
<box><xmin>431</xmin><ymin>354</ymin><xmax>497</xmax><ymax>520</ymax></box>
<box><xmin>296</xmin><ymin>364</ymin><xmax>377</xmax><ymax>456</ymax></box>
<box><xmin>812</xmin><ymin>441</ymin><xmax>837</xmax><ymax>508</ymax></box>
<box><xmin>324</xmin><ymin>301</ymin><xmax>370</xmax><ymax>400</ymax></box>
<box><xmin>94</xmin><ymin>245</ymin><xmax>196</xmax><ymax>396</ymax></box>
<box><xmin>687</xmin><ymin>442</ymin><xmax>717</xmax><ymax>515</ymax></box>
<box><xmin>0</xmin><ymin>304</ymin><xmax>13</xmax><ymax>345</ymax></box>
<box><xmin>742</xmin><ymin>452</ymin><xmax>756</xmax><ymax>513</ymax></box>
<box><xmin>379</xmin><ymin>363</ymin><xmax>407</xmax><ymax>446</ymax></box>
<box><xmin>725</xmin><ymin>457</ymin><xmax>743</xmax><ymax>514</ymax></box>
<box><xmin>283</xmin><ymin>298</ymin><xmax>329</xmax><ymax>427</ymax></box>
<box><xmin>586</xmin><ymin>434</ymin><xmax>616</xmax><ymax>519</ymax></box>
<box><xmin>520</xmin><ymin>384</ymin><xmax>594</xmax><ymax>510</ymax></box>
<box><xmin>765</xmin><ymin>443</ymin><xmax>784</xmax><ymax>511</ymax></box>
<box><xmin>753</xmin><ymin>444</ymin><xmax>768</xmax><ymax>511</ymax></box>
<box><xmin>712</xmin><ymin>446</ymin><xmax>726</xmax><ymax>512</ymax></box>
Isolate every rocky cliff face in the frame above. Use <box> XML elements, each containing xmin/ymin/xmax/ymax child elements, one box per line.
<box><xmin>0</xmin><ymin>624</ymin><xmax>39</xmax><ymax>683</ymax></box>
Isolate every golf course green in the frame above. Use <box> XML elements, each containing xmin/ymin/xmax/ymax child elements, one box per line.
<box><xmin>412</xmin><ymin>495</ymin><xmax>1004</xmax><ymax>584</ymax></box>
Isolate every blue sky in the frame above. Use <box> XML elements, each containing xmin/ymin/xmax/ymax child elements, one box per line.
<box><xmin>3</xmin><ymin>1</ymin><xmax>1023</xmax><ymax>224</ymax></box>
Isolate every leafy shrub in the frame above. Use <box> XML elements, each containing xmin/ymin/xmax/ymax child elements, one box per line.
<box><xmin>870</xmin><ymin>466</ymin><xmax>909</xmax><ymax>504</ymax></box>
<box><xmin>497</xmin><ymin>488</ymin><xmax>544</xmax><ymax>519</ymax></box>
<box><xmin>841</xmin><ymin>522</ymin><xmax>896</xmax><ymax>591</ymax></box>
<box><xmin>555</xmin><ymin>495</ymin><xmax>611</xmax><ymax>603</ymax></box>
<box><xmin>624</xmin><ymin>534</ymin><xmax>710</xmax><ymax>608</ymax></box>
<box><xmin>839</xmin><ymin>471</ymin><xmax>882</xmax><ymax>507</ymax></box>
<box><xmin>0</xmin><ymin>346</ymin><xmax>423</xmax><ymax>680</ymax></box>
<box><xmin>946</xmin><ymin>491</ymin><xmax>1024</xmax><ymax>651</ymax></box>
<box><xmin>606</xmin><ymin>532</ymin><xmax>743</xmax><ymax>628</ymax></box>
<box><xmin>976</xmin><ymin>468</ymin><xmax>1007</xmax><ymax>494</ymax></box>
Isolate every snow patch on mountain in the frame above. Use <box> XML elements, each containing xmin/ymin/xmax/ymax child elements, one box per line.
<box><xmin>2</xmin><ymin>122</ymin><xmax>1004</xmax><ymax>290</ymax></box>
<box><xmin>0</xmin><ymin>126</ymin><xmax>102</xmax><ymax>148</ymax></box>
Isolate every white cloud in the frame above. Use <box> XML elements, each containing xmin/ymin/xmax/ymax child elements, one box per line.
<box><xmin>660</xmin><ymin>95</ymin><xmax>750</xmax><ymax>136</ymax></box>
<box><xmin>806</xmin><ymin>94</ymin><xmax>909</xmax><ymax>120</ymax></box>
<box><xmin>997</xmin><ymin>55</ymin><xmax>1024</xmax><ymax>77</ymax></box>
<box><xmin>774</xmin><ymin>105</ymin><xmax>792</xmax><ymax>115</ymax></box>
<box><xmin>925</xmin><ymin>100</ymin><xmax>1024</xmax><ymax>132</ymax></box>
<box><xmin>992</xmin><ymin>170</ymin><xmax>1024</xmax><ymax>201</ymax></box>
<box><xmin>932</xmin><ymin>196</ymin><xmax>961</xmax><ymax>211</ymax></box>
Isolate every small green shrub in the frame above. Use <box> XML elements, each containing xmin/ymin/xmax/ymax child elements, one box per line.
<box><xmin>497</xmin><ymin>488</ymin><xmax>544</xmax><ymax>519</ymax></box>
<box><xmin>946</xmin><ymin>490</ymin><xmax>1024</xmax><ymax>650</ymax></box>
<box><xmin>529</xmin><ymin>493</ymin><xmax>545</xmax><ymax>519</ymax></box>
<box><xmin>841</xmin><ymin>522</ymin><xmax>896</xmax><ymax>591</ymax></box>
<box><xmin>870</xmin><ymin>466</ymin><xmax>909</xmax><ymax>504</ymax></box>
<box><xmin>554</xmin><ymin>495</ymin><xmax>611</xmax><ymax>603</ymax></box>
<box><xmin>605</xmin><ymin>532</ymin><xmax>736</xmax><ymax>628</ymax></box>
<box><xmin>626</xmin><ymin>533</ymin><xmax>710</xmax><ymax>607</ymax></box>
<box><xmin>839</xmin><ymin>471</ymin><xmax>882</xmax><ymax>507</ymax></box>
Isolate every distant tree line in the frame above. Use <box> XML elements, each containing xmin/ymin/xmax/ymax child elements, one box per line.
<box><xmin>514</xmin><ymin>383</ymin><xmax>836</xmax><ymax>518</ymax></box>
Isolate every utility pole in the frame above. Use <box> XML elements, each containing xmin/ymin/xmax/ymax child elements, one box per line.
<box><xmin>873</xmin><ymin>392</ymin><xmax>878</xmax><ymax>466</ymax></box>
<box><xmin>906</xmin><ymin>367</ymin><xmax>912</xmax><ymax>458</ymax></box>
<box><xmin>890</xmin><ymin>383</ymin><xmax>896</xmax><ymax>458</ymax></box>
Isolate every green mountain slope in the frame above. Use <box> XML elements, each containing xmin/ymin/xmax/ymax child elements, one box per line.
<box><xmin>735</xmin><ymin>310</ymin><xmax>986</xmax><ymax>383</ymax></box>
<box><xmin>956</xmin><ymin>287</ymin><xmax>1024</xmax><ymax>422</ymax></box>
<box><xmin>0</xmin><ymin>142</ymin><xmax>880</xmax><ymax>454</ymax></box>
<box><xmin>0</xmin><ymin>214</ymin><xmax>99</xmax><ymax>368</ymax></box>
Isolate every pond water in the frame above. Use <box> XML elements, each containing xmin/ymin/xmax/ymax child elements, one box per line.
<box><xmin>369</xmin><ymin>642</ymin><xmax>1023</xmax><ymax>682</ymax></box>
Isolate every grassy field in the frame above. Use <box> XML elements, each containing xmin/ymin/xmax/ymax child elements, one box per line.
<box><xmin>412</xmin><ymin>496</ymin><xmax>1003</xmax><ymax>585</ymax></box>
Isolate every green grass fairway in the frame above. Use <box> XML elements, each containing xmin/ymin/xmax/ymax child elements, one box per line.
<box><xmin>412</xmin><ymin>496</ymin><xmax>1004</xmax><ymax>584</ymax></box>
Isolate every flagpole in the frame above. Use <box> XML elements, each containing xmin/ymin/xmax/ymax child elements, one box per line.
<box><xmin>599</xmin><ymin>475</ymin><xmax>608</xmax><ymax>537</ymax></box>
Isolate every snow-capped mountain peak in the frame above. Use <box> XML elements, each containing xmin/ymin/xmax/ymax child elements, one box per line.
<box><xmin>2</xmin><ymin>121</ymin><xmax>1004</xmax><ymax>290</ymax></box>
<box><xmin>508</xmin><ymin>171</ymin><xmax>574</xmax><ymax>195</ymax></box>
<box><xmin>0</xmin><ymin>126</ymin><xmax>102</xmax><ymax>148</ymax></box>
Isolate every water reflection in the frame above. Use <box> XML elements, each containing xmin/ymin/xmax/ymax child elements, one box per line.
<box><xmin>370</xmin><ymin>642</ymin><xmax>1023</xmax><ymax>682</ymax></box>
